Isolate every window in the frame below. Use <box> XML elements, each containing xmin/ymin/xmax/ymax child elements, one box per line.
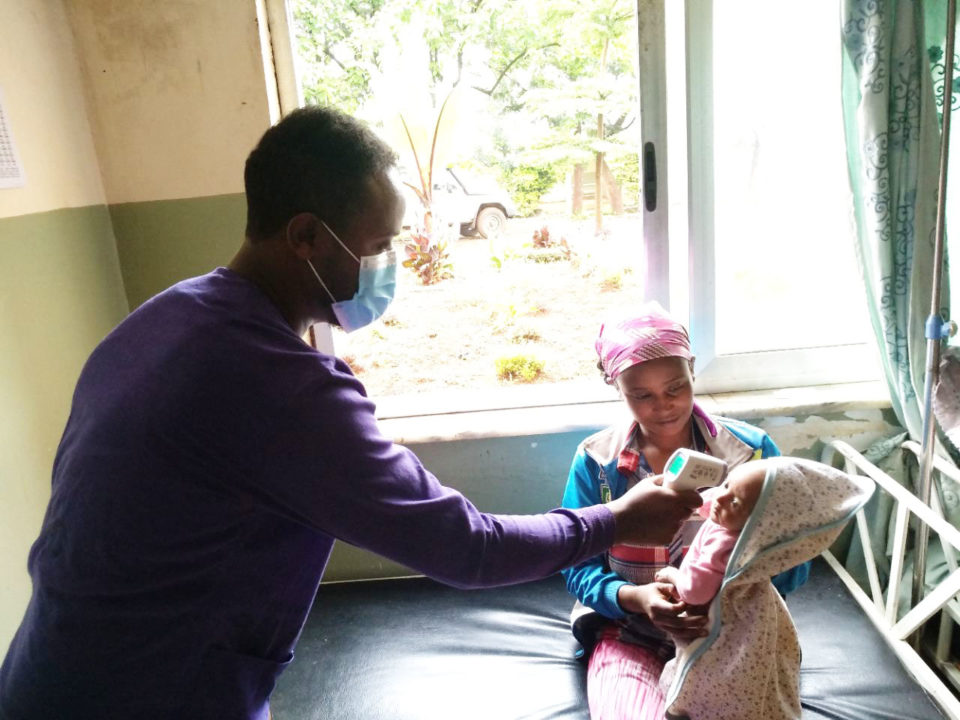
<box><xmin>660</xmin><ymin>0</ymin><xmax>880</xmax><ymax>393</ymax></box>
<box><xmin>274</xmin><ymin>0</ymin><xmax>879</xmax><ymax>417</ymax></box>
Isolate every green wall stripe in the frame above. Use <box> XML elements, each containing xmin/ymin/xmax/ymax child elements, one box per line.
<box><xmin>109</xmin><ymin>193</ymin><xmax>247</xmax><ymax>310</ymax></box>
<box><xmin>0</xmin><ymin>203</ymin><xmax>128</xmax><ymax>654</ymax></box>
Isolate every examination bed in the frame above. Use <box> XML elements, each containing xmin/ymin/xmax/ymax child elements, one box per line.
<box><xmin>270</xmin><ymin>556</ymin><xmax>947</xmax><ymax>719</ymax></box>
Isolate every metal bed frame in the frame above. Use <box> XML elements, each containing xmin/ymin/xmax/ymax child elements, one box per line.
<box><xmin>822</xmin><ymin>439</ymin><xmax>960</xmax><ymax>719</ymax></box>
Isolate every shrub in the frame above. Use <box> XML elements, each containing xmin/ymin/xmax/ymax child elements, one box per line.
<box><xmin>341</xmin><ymin>354</ymin><xmax>364</xmax><ymax>375</ymax></box>
<box><xmin>502</xmin><ymin>164</ymin><xmax>563</xmax><ymax>216</ymax></box>
<box><xmin>600</xmin><ymin>271</ymin><xmax>623</xmax><ymax>291</ymax></box>
<box><xmin>402</xmin><ymin>231</ymin><xmax>453</xmax><ymax>285</ymax></box>
<box><xmin>496</xmin><ymin>354</ymin><xmax>545</xmax><ymax>383</ymax></box>
<box><xmin>511</xmin><ymin>327</ymin><xmax>542</xmax><ymax>343</ymax></box>
<box><xmin>532</xmin><ymin>225</ymin><xmax>555</xmax><ymax>248</ymax></box>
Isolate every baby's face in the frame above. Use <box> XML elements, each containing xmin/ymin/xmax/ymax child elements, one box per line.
<box><xmin>709</xmin><ymin>462</ymin><xmax>766</xmax><ymax>531</ymax></box>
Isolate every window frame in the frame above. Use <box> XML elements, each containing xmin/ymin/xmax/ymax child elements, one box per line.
<box><xmin>270</xmin><ymin>0</ymin><xmax>879</xmax><ymax>413</ymax></box>
<box><xmin>644</xmin><ymin>0</ymin><xmax>879</xmax><ymax>394</ymax></box>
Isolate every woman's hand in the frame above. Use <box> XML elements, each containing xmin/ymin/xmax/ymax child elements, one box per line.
<box><xmin>617</xmin><ymin>583</ymin><xmax>708</xmax><ymax>641</ymax></box>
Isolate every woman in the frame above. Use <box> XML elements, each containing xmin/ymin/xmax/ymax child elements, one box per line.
<box><xmin>561</xmin><ymin>303</ymin><xmax>807</xmax><ymax>720</ymax></box>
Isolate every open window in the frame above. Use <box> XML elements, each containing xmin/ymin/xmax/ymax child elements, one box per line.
<box><xmin>267</xmin><ymin>0</ymin><xmax>880</xmax><ymax>418</ymax></box>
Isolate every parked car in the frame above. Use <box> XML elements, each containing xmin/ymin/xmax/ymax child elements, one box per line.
<box><xmin>402</xmin><ymin>167</ymin><xmax>517</xmax><ymax>239</ymax></box>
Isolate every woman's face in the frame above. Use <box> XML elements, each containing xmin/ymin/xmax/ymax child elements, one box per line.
<box><xmin>616</xmin><ymin>356</ymin><xmax>695</xmax><ymax>442</ymax></box>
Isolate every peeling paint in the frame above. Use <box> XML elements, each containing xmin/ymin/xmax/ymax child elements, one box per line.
<box><xmin>753</xmin><ymin>413</ymin><xmax>900</xmax><ymax>457</ymax></box>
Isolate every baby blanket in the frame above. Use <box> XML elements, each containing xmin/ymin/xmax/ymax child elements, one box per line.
<box><xmin>661</xmin><ymin>458</ymin><xmax>874</xmax><ymax>720</ymax></box>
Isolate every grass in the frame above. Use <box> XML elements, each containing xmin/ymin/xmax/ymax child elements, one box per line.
<box><xmin>496</xmin><ymin>354</ymin><xmax>545</xmax><ymax>383</ymax></box>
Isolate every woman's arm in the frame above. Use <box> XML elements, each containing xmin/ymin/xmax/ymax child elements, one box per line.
<box><xmin>560</xmin><ymin>449</ymin><xmax>630</xmax><ymax>619</ymax></box>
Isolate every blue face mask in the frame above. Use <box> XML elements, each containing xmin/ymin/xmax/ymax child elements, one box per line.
<box><xmin>306</xmin><ymin>220</ymin><xmax>397</xmax><ymax>333</ymax></box>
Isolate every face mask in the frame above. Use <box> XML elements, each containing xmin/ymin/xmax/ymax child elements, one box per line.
<box><xmin>305</xmin><ymin>220</ymin><xmax>397</xmax><ymax>333</ymax></box>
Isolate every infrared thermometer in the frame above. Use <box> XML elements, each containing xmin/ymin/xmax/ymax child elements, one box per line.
<box><xmin>663</xmin><ymin>449</ymin><xmax>728</xmax><ymax>491</ymax></box>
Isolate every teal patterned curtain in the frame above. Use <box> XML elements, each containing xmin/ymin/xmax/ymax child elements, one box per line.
<box><xmin>840</xmin><ymin>0</ymin><xmax>950</xmax><ymax>441</ymax></box>
<box><xmin>838</xmin><ymin>0</ymin><xmax>960</xmax><ymax>604</ymax></box>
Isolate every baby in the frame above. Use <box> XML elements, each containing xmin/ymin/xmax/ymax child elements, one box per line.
<box><xmin>653</xmin><ymin>457</ymin><xmax>874</xmax><ymax>720</ymax></box>
<box><xmin>655</xmin><ymin>461</ymin><xmax>766</xmax><ymax>608</ymax></box>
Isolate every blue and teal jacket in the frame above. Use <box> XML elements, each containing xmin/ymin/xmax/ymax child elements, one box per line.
<box><xmin>561</xmin><ymin>404</ymin><xmax>809</xmax><ymax>626</ymax></box>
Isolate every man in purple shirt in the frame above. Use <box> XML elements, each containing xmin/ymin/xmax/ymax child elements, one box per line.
<box><xmin>0</xmin><ymin>107</ymin><xmax>700</xmax><ymax>720</ymax></box>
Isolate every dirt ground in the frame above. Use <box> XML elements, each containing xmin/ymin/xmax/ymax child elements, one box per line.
<box><xmin>335</xmin><ymin>213</ymin><xmax>649</xmax><ymax>400</ymax></box>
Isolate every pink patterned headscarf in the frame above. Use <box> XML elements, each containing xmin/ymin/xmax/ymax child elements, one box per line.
<box><xmin>595</xmin><ymin>302</ymin><xmax>692</xmax><ymax>385</ymax></box>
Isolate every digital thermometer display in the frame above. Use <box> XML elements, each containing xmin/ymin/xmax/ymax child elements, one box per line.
<box><xmin>663</xmin><ymin>449</ymin><xmax>728</xmax><ymax>491</ymax></box>
<box><xmin>667</xmin><ymin>453</ymin><xmax>686</xmax><ymax>476</ymax></box>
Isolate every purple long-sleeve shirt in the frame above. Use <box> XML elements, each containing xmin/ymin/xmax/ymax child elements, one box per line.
<box><xmin>0</xmin><ymin>268</ymin><xmax>614</xmax><ymax>720</ymax></box>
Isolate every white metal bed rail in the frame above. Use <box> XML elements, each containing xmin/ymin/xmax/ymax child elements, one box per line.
<box><xmin>821</xmin><ymin>439</ymin><xmax>960</xmax><ymax>719</ymax></box>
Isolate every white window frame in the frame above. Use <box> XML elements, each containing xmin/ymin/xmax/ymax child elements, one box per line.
<box><xmin>641</xmin><ymin>0</ymin><xmax>878</xmax><ymax>395</ymax></box>
<box><xmin>268</xmin><ymin>0</ymin><xmax>879</xmax><ymax>408</ymax></box>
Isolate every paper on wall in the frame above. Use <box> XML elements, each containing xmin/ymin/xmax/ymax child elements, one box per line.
<box><xmin>0</xmin><ymin>87</ymin><xmax>26</xmax><ymax>189</ymax></box>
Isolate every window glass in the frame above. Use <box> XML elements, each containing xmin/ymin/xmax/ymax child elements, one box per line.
<box><xmin>291</xmin><ymin>0</ymin><xmax>646</xmax><ymax>409</ymax></box>
<box><xmin>288</xmin><ymin>0</ymin><xmax>880</xmax><ymax>414</ymax></box>
<box><xmin>711</xmin><ymin>1</ymin><xmax>872</xmax><ymax>356</ymax></box>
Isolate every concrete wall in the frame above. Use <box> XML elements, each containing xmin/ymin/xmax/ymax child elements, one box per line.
<box><xmin>0</xmin><ymin>0</ymin><xmax>128</xmax><ymax>653</ymax></box>
<box><xmin>63</xmin><ymin>0</ymin><xmax>273</xmax><ymax>309</ymax></box>
<box><xmin>322</xmin><ymin>400</ymin><xmax>901</xmax><ymax>581</ymax></box>
<box><xmin>0</xmin><ymin>0</ymin><xmax>274</xmax><ymax>653</ymax></box>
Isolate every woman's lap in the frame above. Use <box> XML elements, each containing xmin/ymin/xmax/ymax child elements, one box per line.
<box><xmin>586</xmin><ymin>630</ymin><xmax>667</xmax><ymax>720</ymax></box>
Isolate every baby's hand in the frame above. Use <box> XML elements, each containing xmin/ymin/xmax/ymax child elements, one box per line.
<box><xmin>654</xmin><ymin>566</ymin><xmax>679</xmax><ymax>586</ymax></box>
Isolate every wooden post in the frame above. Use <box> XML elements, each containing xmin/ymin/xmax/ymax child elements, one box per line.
<box><xmin>572</xmin><ymin>164</ymin><xmax>584</xmax><ymax>214</ymax></box>
<box><xmin>595</xmin><ymin>113</ymin><xmax>604</xmax><ymax>233</ymax></box>
<box><xmin>601</xmin><ymin>158</ymin><xmax>624</xmax><ymax>214</ymax></box>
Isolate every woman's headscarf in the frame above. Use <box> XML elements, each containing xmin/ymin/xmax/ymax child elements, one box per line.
<box><xmin>595</xmin><ymin>302</ymin><xmax>693</xmax><ymax>385</ymax></box>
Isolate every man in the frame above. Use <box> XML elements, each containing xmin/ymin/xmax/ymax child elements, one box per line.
<box><xmin>0</xmin><ymin>106</ymin><xmax>700</xmax><ymax>719</ymax></box>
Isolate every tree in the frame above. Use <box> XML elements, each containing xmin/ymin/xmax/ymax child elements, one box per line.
<box><xmin>291</xmin><ymin>0</ymin><xmax>640</xmax><ymax>225</ymax></box>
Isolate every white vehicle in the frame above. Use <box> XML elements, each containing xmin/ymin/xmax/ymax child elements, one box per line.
<box><xmin>402</xmin><ymin>167</ymin><xmax>517</xmax><ymax>239</ymax></box>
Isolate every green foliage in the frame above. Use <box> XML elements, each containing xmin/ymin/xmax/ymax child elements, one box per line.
<box><xmin>292</xmin><ymin>0</ymin><xmax>390</xmax><ymax>113</ymax></box>
<box><xmin>522</xmin><ymin>248</ymin><xmax>567</xmax><ymax>264</ymax></box>
<box><xmin>502</xmin><ymin>165</ymin><xmax>563</xmax><ymax>216</ymax></box>
<box><xmin>291</xmin><ymin>0</ymin><xmax>640</xmax><ymax>189</ymax></box>
<box><xmin>599</xmin><ymin>271</ymin><xmax>623</xmax><ymax>291</ymax></box>
<box><xmin>402</xmin><ymin>232</ymin><xmax>454</xmax><ymax>285</ymax></box>
<box><xmin>496</xmin><ymin>354</ymin><xmax>545</xmax><ymax>383</ymax></box>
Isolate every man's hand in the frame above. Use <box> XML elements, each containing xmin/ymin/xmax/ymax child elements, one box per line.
<box><xmin>617</xmin><ymin>583</ymin><xmax>708</xmax><ymax>641</ymax></box>
<box><xmin>606</xmin><ymin>477</ymin><xmax>702</xmax><ymax>546</ymax></box>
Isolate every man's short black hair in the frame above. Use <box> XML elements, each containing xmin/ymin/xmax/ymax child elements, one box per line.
<box><xmin>244</xmin><ymin>105</ymin><xmax>398</xmax><ymax>239</ymax></box>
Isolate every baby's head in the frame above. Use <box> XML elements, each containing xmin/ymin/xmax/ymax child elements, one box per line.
<box><xmin>709</xmin><ymin>460</ymin><xmax>768</xmax><ymax>531</ymax></box>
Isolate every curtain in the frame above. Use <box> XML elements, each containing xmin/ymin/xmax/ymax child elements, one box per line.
<box><xmin>838</xmin><ymin>0</ymin><xmax>959</xmax><ymax>601</ymax></box>
<box><xmin>840</xmin><ymin>0</ymin><xmax>949</xmax><ymax>442</ymax></box>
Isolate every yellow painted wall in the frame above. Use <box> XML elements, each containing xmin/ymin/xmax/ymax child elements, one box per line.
<box><xmin>0</xmin><ymin>0</ymin><xmax>279</xmax><ymax>655</ymax></box>
<box><xmin>62</xmin><ymin>0</ymin><xmax>276</xmax><ymax>310</ymax></box>
<box><xmin>64</xmin><ymin>0</ymin><xmax>274</xmax><ymax>205</ymax></box>
<box><xmin>0</xmin><ymin>0</ymin><xmax>106</xmax><ymax>217</ymax></box>
<box><xmin>0</xmin><ymin>0</ymin><xmax>127</xmax><ymax>653</ymax></box>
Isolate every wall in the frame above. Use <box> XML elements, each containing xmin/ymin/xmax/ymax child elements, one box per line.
<box><xmin>63</xmin><ymin>0</ymin><xmax>274</xmax><ymax>309</ymax></box>
<box><xmin>1</xmin><ymin>0</ymin><xmax>277</xmax><ymax>655</ymax></box>
<box><xmin>0</xmin><ymin>0</ymin><xmax>127</xmax><ymax>652</ymax></box>
<box><xmin>322</xmin><ymin>396</ymin><xmax>901</xmax><ymax>581</ymax></box>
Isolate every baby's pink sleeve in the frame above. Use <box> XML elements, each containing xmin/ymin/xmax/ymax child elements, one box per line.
<box><xmin>674</xmin><ymin>525</ymin><xmax>736</xmax><ymax>606</ymax></box>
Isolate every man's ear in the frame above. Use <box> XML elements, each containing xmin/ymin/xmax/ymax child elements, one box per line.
<box><xmin>286</xmin><ymin>213</ymin><xmax>324</xmax><ymax>260</ymax></box>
